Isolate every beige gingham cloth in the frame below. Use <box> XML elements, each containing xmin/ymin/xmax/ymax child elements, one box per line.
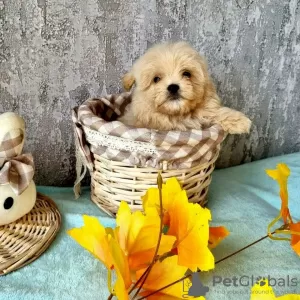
<box><xmin>0</xmin><ymin>130</ymin><xmax>24</xmax><ymax>160</ymax></box>
<box><xmin>0</xmin><ymin>131</ymin><xmax>35</xmax><ymax>195</ymax></box>
<box><xmin>72</xmin><ymin>92</ymin><xmax>225</xmax><ymax>198</ymax></box>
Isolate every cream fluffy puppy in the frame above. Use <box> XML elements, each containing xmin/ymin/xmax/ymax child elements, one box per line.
<box><xmin>119</xmin><ymin>41</ymin><xmax>251</xmax><ymax>134</ymax></box>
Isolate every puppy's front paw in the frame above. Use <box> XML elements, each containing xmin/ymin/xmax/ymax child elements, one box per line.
<box><xmin>220</xmin><ymin>112</ymin><xmax>252</xmax><ymax>134</ymax></box>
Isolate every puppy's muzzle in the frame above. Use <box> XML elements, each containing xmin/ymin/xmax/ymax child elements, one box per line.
<box><xmin>167</xmin><ymin>84</ymin><xmax>180</xmax><ymax>96</ymax></box>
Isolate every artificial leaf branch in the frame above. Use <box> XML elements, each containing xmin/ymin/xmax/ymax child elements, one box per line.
<box><xmin>130</xmin><ymin>173</ymin><xmax>164</xmax><ymax>299</ymax></box>
<box><xmin>266</xmin><ymin>164</ymin><xmax>300</xmax><ymax>254</ymax></box>
<box><xmin>136</xmin><ymin>231</ymin><xmax>277</xmax><ymax>300</ymax></box>
<box><xmin>68</xmin><ymin>175</ymin><xmax>228</xmax><ymax>299</ymax></box>
<box><xmin>68</xmin><ymin>162</ymin><xmax>299</xmax><ymax>299</ymax></box>
<box><xmin>144</xmin><ymin>163</ymin><xmax>300</xmax><ymax>299</ymax></box>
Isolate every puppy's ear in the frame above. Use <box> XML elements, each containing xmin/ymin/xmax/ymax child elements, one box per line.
<box><xmin>122</xmin><ymin>72</ymin><xmax>135</xmax><ymax>91</ymax></box>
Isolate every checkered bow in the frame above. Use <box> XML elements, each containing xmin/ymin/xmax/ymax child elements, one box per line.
<box><xmin>72</xmin><ymin>92</ymin><xmax>226</xmax><ymax>198</ymax></box>
<box><xmin>0</xmin><ymin>131</ymin><xmax>35</xmax><ymax>195</ymax></box>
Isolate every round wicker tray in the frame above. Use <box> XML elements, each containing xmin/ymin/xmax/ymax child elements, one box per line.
<box><xmin>0</xmin><ymin>192</ymin><xmax>61</xmax><ymax>275</ymax></box>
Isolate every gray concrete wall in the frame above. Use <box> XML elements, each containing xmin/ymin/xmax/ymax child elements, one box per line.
<box><xmin>1</xmin><ymin>0</ymin><xmax>299</xmax><ymax>186</ymax></box>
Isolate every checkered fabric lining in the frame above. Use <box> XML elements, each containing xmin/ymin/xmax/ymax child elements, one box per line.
<box><xmin>72</xmin><ymin>92</ymin><xmax>225</xmax><ymax>171</ymax></box>
<box><xmin>0</xmin><ymin>131</ymin><xmax>35</xmax><ymax>195</ymax></box>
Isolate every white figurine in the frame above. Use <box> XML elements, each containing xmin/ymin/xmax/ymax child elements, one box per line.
<box><xmin>0</xmin><ymin>112</ymin><xmax>37</xmax><ymax>226</ymax></box>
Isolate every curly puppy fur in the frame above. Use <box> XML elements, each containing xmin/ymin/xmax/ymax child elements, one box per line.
<box><xmin>119</xmin><ymin>41</ymin><xmax>251</xmax><ymax>134</ymax></box>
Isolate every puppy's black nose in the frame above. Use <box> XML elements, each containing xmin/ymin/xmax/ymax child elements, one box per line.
<box><xmin>167</xmin><ymin>84</ymin><xmax>180</xmax><ymax>94</ymax></box>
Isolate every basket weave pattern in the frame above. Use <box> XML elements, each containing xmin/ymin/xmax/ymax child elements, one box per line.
<box><xmin>0</xmin><ymin>193</ymin><xmax>61</xmax><ymax>275</ymax></box>
<box><xmin>91</xmin><ymin>153</ymin><xmax>219</xmax><ymax>216</ymax></box>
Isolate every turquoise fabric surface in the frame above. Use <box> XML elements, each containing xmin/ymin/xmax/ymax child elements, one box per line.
<box><xmin>0</xmin><ymin>153</ymin><xmax>299</xmax><ymax>300</ymax></box>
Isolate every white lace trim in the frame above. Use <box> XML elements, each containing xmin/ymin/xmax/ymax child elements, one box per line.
<box><xmin>83</xmin><ymin>126</ymin><xmax>158</xmax><ymax>155</ymax></box>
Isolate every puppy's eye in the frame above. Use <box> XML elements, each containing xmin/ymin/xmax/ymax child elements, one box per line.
<box><xmin>183</xmin><ymin>71</ymin><xmax>191</xmax><ymax>78</ymax></box>
<box><xmin>153</xmin><ymin>76</ymin><xmax>161</xmax><ymax>83</ymax></box>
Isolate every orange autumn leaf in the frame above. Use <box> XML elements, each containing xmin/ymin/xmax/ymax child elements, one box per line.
<box><xmin>116</xmin><ymin>201</ymin><xmax>176</xmax><ymax>271</ymax></box>
<box><xmin>136</xmin><ymin>256</ymin><xmax>202</xmax><ymax>299</ymax></box>
<box><xmin>167</xmin><ymin>189</ymin><xmax>214</xmax><ymax>272</ymax></box>
<box><xmin>209</xmin><ymin>226</ymin><xmax>230</xmax><ymax>249</ymax></box>
<box><xmin>289</xmin><ymin>222</ymin><xmax>300</xmax><ymax>256</ymax></box>
<box><xmin>266</xmin><ymin>163</ymin><xmax>292</xmax><ymax>223</ymax></box>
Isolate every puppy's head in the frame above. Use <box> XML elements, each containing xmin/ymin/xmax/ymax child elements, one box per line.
<box><xmin>123</xmin><ymin>42</ymin><xmax>211</xmax><ymax>116</ymax></box>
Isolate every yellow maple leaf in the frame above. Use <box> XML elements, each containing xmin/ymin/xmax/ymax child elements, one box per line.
<box><xmin>209</xmin><ymin>226</ymin><xmax>230</xmax><ymax>249</ymax></box>
<box><xmin>108</xmin><ymin>235</ymin><xmax>131</xmax><ymax>300</ymax></box>
<box><xmin>67</xmin><ymin>215</ymin><xmax>114</xmax><ymax>269</ymax></box>
<box><xmin>266</xmin><ymin>163</ymin><xmax>292</xmax><ymax>223</ymax></box>
<box><xmin>142</xmin><ymin>177</ymin><xmax>182</xmax><ymax>226</ymax></box>
<box><xmin>143</xmin><ymin>177</ymin><xmax>217</xmax><ymax>272</ymax></box>
<box><xmin>167</xmin><ymin>189</ymin><xmax>215</xmax><ymax>272</ymax></box>
<box><xmin>136</xmin><ymin>256</ymin><xmax>203</xmax><ymax>299</ymax></box>
<box><xmin>116</xmin><ymin>201</ymin><xmax>176</xmax><ymax>271</ymax></box>
<box><xmin>67</xmin><ymin>215</ymin><xmax>131</xmax><ymax>299</ymax></box>
<box><xmin>250</xmin><ymin>279</ymin><xmax>300</xmax><ymax>299</ymax></box>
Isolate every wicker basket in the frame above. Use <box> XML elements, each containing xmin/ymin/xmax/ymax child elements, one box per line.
<box><xmin>91</xmin><ymin>153</ymin><xmax>219</xmax><ymax>216</ymax></box>
<box><xmin>73</xmin><ymin>93</ymin><xmax>225</xmax><ymax>217</ymax></box>
<box><xmin>0</xmin><ymin>193</ymin><xmax>61</xmax><ymax>275</ymax></box>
